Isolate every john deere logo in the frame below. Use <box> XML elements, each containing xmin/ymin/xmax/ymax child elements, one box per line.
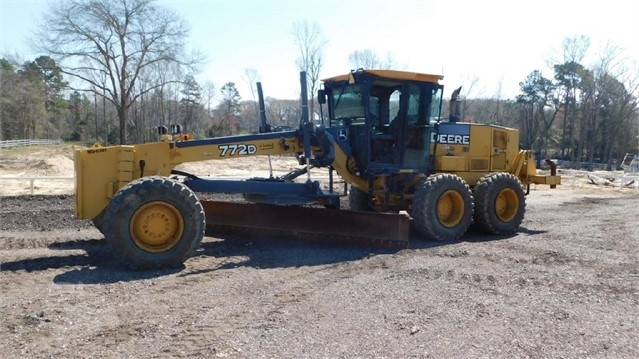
<box><xmin>337</xmin><ymin>129</ymin><xmax>347</xmax><ymax>141</ymax></box>
<box><xmin>431</xmin><ymin>123</ymin><xmax>470</xmax><ymax>145</ymax></box>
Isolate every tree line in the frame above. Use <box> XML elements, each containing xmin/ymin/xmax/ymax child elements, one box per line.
<box><xmin>1</xmin><ymin>0</ymin><xmax>637</xmax><ymax>171</ymax></box>
<box><xmin>0</xmin><ymin>57</ymin><xmax>304</xmax><ymax>145</ymax></box>
<box><xmin>457</xmin><ymin>37</ymin><xmax>638</xmax><ymax>170</ymax></box>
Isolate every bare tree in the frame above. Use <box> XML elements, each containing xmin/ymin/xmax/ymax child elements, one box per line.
<box><xmin>292</xmin><ymin>21</ymin><xmax>327</xmax><ymax>121</ymax></box>
<box><xmin>145</xmin><ymin>59</ymin><xmax>185</xmax><ymax>128</ymax></box>
<box><xmin>35</xmin><ymin>0</ymin><xmax>202</xmax><ymax>144</ymax></box>
<box><xmin>201</xmin><ymin>80</ymin><xmax>216</xmax><ymax>118</ymax></box>
<box><xmin>348</xmin><ymin>49</ymin><xmax>380</xmax><ymax>69</ymax></box>
<box><xmin>491</xmin><ymin>79</ymin><xmax>504</xmax><ymax>125</ymax></box>
<box><xmin>587</xmin><ymin>45</ymin><xmax>638</xmax><ymax>170</ymax></box>
<box><xmin>348</xmin><ymin>49</ymin><xmax>397</xmax><ymax>70</ymax></box>
<box><xmin>242</xmin><ymin>67</ymin><xmax>261</xmax><ymax>132</ymax></box>
<box><xmin>242</xmin><ymin>68</ymin><xmax>260</xmax><ymax>102</ymax></box>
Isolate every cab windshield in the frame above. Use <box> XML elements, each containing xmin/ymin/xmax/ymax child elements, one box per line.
<box><xmin>330</xmin><ymin>85</ymin><xmax>365</xmax><ymax>125</ymax></box>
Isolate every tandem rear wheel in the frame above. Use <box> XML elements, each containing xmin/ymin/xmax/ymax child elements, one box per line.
<box><xmin>102</xmin><ymin>176</ymin><xmax>205</xmax><ymax>270</ymax></box>
<box><xmin>411</xmin><ymin>173</ymin><xmax>474</xmax><ymax>242</ymax></box>
<box><xmin>473</xmin><ymin>172</ymin><xmax>526</xmax><ymax>234</ymax></box>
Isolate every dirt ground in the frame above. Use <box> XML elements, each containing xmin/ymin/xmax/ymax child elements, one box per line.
<box><xmin>1</xmin><ymin>145</ymin><xmax>638</xmax><ymax>358</ymax></box>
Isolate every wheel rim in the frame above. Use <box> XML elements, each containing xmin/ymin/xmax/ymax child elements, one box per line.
<box><xmin>437</xmin><ymin>190</ymin><xmax>465</xmax><ymax>228</ymax></box>
<box><xmin>130</xmin><ymin>201</ymin><xmax>184</xmax><ymax>253</ymax></box>
<box><xmin>495</xmin><ymin>188</ymin><xmax>519</xmax><ymax>222</ymax></box>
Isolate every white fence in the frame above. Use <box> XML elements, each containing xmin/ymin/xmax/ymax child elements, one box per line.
<box><xmin>0</xmin><ymin>176</ymin><xmax>74</xmax><ymax>195</ymax></box>
<box><xmin>0</xmin><ymin>139</ymin><xmax>62</xmax><ymax>149</ymax></box>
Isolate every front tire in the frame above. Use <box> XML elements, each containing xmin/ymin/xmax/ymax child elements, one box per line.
<box><xmin>473</xmin><ymin>172</ymin><xmax>526</xmax><ymax>234</ymax></box>
<box><xmin>92</xmin><ymin>209</ymin><xmax>105</xmax><ymax>234</ymax></box>
<box><xmin>102</xmin><ymin>176</ymin><xmax>205</xmax><ymax>269</ymax></box>
<box><xmin>412</xmin><ymin>174</ymin><xmax>473</xmax><ymax>241</ymax></box>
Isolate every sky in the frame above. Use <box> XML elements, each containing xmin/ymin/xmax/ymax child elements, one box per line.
<box><xmin>1</xmin><ymin>0</ymin><xmax>638</xmax><ymax>102</ymax></box>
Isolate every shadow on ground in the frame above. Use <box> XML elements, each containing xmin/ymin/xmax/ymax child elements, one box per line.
<box><xmin>0</xmin><ymin>239</ymin><xmax>183</xmax><ymax>283</ymax></box>
<box><xmin>0</xmin><ymin>225</ymin><xmax>546</xmax><ymax>284</ymax></box>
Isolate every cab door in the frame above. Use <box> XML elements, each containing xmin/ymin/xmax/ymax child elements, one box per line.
<box><xmin>402</xmin><ymin>84</ymin><xmax>432</xmax><ymax>169</ymax></box>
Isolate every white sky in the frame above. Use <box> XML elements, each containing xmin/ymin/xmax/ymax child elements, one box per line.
<box><xmin>1</xmin><ymin>0</ymin><xmax>638</xmax><ymax>101</ymax></box>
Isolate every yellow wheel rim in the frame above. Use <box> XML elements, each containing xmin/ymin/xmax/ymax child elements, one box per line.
<box><xmin>495</xmin><ymin>188</ymin><xmax>519</xmax><ymax>222</ymax></box>
<box><xmin>437</xmin><ymin>190</ymin><xmax>465</xmax><ymax>228</ymax></box>
<box><xmin>130</xmin><ymin>201</ymin><xmax>184</xmax><ymax>253</ymax></box>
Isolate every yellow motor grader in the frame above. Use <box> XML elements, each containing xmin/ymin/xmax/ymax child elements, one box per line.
<box><xmin>74</xmin><ymin>70</ymin><xmax>560</xmax><ymax>269</ymax></box>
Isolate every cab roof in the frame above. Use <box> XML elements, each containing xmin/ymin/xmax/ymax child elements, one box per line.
<box><xmin>322</xmin><ymin>69</ymin><xmax>444</xmax><ymax>84</ymax></box>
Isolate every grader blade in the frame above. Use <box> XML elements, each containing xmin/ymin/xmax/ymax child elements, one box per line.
<box><xmin>201</xmin><ymin>201</ymin><xmax>409</xmax><ymax>249</ymax></box>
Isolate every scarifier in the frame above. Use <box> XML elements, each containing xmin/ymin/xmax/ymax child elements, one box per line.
<box><xmin>74</xmin><ymin>69</ymin><xmax>560</xmax><ymax>269</ymax></box>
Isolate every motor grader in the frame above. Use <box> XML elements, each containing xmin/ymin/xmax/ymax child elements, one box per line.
<box><xmin>74</xmin><ymin>70</ymin><xmax>560</xmax><ymax>269</ymax></box>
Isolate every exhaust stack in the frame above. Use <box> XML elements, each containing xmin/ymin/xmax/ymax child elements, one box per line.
<box><xmin>257</xmin><ymin>82</ymin><xmax>272</xmax><ymax>133</ymax></box>
<box><xmin>449</xmin><ymin>86</ymin><xmax>463</xmax><ymax>123</ymax></box>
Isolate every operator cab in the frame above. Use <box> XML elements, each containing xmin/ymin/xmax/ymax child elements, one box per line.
<box><xmin>318</xmin><ymin>69</ymin><xmax>444</xmax><ymax>175</ymax></box>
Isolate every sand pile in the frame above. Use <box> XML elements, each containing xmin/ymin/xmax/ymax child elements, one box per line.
<box><xmin>28</xmin><ymin>155</ymin><xmax>75</xmax><ymax>177</ymax></box>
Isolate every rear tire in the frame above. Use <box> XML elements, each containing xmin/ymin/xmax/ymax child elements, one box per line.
<box><xmin>102</xmin><ymin>176</ymin><xmax>205</xmax><ymax>270</ymax></box>
<box><xmin>348</xmin><ymin>186</ymin><xmax>372</xmax><ymax>211</ymax></box>
<box><xmin>473</xmin><ymin>172</ymin><xmax>526</xmax><ymax>234</ymax></box>
<box><xmin>412</xmin><ymin>174</ymin><xmax>473</xmax><ymax>241</ymax></box>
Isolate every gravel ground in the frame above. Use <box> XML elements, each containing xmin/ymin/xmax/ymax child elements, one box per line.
<box><xmin>1</xmin><ymin>186</ymin><xmax>638</xmax><ymax>358</ymax></box>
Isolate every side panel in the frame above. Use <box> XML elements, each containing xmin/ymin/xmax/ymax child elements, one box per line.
<box><xmin>467</xmin><ymin>124</ymin><xmax>519</xmax><ymax>173</ymax></box>
<box><xmin>431</xmin><ymin>123</ymin><xmax>520</xmax><ymax>186</ymax></box>
<box><xmin>75</xmin><ymin>146</ymin><xmax>120</xmax><ymax>220</ymax></box>
<box><xmin>490</xmin><ymin>129</ymin><xmax>508</xmax><ymax>171</ymax></box>
<box><xmin>432</xmin><ymin>122</ymin><xmax>474</xmax><ymax>173</ymax></box>
<box><xmin>75</xmin><ymin>143</ymin><xmax>173</xmax><ymax>220</ymax></box>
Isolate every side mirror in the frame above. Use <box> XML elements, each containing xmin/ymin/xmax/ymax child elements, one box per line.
<box><xmin>317</xmin><ymin>89</ymin><xmax>326</xmax><ymax>104</ymax></box>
